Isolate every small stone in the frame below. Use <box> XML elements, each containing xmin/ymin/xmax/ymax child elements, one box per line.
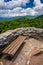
<box><xmin>27</xmin><ymin>60</ymin><xmax>29</xmax><ymax>65</ymax></box>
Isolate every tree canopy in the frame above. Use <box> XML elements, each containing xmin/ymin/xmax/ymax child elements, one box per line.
<box><xmin>0</xmin><ymin>15</ymin><xmax>43</xmax><ymax>33</ymax></box>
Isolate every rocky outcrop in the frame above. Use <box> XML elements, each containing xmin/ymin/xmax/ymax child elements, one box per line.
<box><xmin>0</xmin><ymin>27</ymin><xmax>43</xmax><ymax>65</ymax></box>
<box><xmin>0</xmin><ymin>27</ymin><xmax>43</xmax><ymax>46</ymax></box>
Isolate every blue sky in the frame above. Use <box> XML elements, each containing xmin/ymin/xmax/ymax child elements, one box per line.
<box><xmin>0</xmin><ymin>0</ymin><xmax>43</xmax><ymax>18</ymax></box>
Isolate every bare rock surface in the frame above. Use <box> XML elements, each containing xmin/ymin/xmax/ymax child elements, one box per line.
<box><xmin>0</xmin><ymin>27</ymin><xmax>43</xmax><ymax>65</ymax></box>
<box><xmin>0</xmin><ymin>38</ymin><xmax>43</xmax><ymax>65</ymax></box>
<box><xmin>29</xmin><ymin>53</ymin><xmax>43</xmax><ymax>65</ymax></box>
<box><xmin>0</xmin><ymin>27</ymin><xmax>43</xmax><ymax>46</ymax></box>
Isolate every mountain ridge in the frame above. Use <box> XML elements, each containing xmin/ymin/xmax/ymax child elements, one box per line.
<box><xmin>0</xmin><ymin>15</ymin><xmax>43</xmax><ymax>22</ymax></box>
<box><xmin>0</xmin><ymin>15</ymin><xmax>43</xmax><ymax>33</ymax></box>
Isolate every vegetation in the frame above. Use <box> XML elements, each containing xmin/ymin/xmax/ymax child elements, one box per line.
<box><xmin>0</xmin><ymin>15</ymin><xmax>43</xmax><ymax>33</ymax></box>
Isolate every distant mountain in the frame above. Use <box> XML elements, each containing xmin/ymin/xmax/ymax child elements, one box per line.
<box><xmin>35</xmin><ymin>15</ymin><xmax>43</xmax><ymax>19</ymax></box>
<box><xmin>0</xmin><ymin>16</ymin><xmax>23</xmax><ymax>22</ymax></box>
<box><xmin>0</xmin><ymin>15</ymin><xmax>43</xmax><ymax>22</ymax></box>
<box><xmin>0</xmin><ymin>15</ymin><xmax>37</xmax><ymax>22</ymax></box>
<box><xmin>0</xmin><ymin>17</ymin><xmax>18</xmax><ymax>22</ymax></box>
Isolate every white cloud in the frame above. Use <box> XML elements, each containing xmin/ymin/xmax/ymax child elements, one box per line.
<box><xmin>0</xmin><ymin>0</ymin><xmax>30</xmax><ymax>9</ymax></box>
<box><xmin>0</xmin><ymin>7</ymin><xmax>37</xmax><ymax>17</ymax></box>
<box><xmin>34</xmin><ymin>0</ymin><xmax>41</xmax><ymax>6</ymax></box>
<box><xmin>33</xmin><ymin>0</ymin><xmax>43</xmax><ymax>16</ymax></box>
<box><xmin>0</xmin><ymin>0</ymin><xmax>43</xmax><ymax>17</ymax></box>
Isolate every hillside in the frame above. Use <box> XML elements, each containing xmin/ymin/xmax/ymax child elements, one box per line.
<box><xmin>0</xmin><ymin>15</ymin><xmax>43</xmax><ymax>33</ymax></box>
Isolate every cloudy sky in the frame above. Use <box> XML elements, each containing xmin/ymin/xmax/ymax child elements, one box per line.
<box><xmin>0</xmin><ymin>0</ymin><xmax>43</xmax><ymax>18</ymax></box>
